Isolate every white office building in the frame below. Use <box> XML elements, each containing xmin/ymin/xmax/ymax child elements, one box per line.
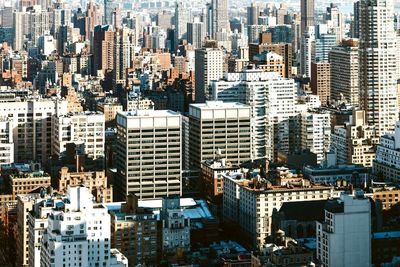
<box><xmin>52</xmin><ymin>111</ymin><xmax>105</xmax><ymax>160</ymax></box>
<box><xmin>115</xmin><ymin>110</ymin><xmax>182</xmax><ymax>200</ymax></box>
<box><xmin>0</xmin><ymin>118</ymin><xmax>13</xmax><ymax>165</ymax></box>
<box><xmin>212</xmin><ymin>69</ymin><xmax>298</xmax><ymax>160</ymax></box>
<box><xmin>316</xmin><ymin>192</ymin><xmax>371</xmax><ymax>267</ymax></box>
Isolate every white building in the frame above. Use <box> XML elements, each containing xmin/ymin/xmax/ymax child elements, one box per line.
<box><xmin>52</xmin><ymin>111</ymin><xmax>105</xmax><ymax>160</ymax></box>
<box><xmin>300</xmin><ymin>26</ymin><xmax>315</xmax><ymax>78</ymax></box>
<box><xmin>223</xmin><ymin>172</ymin><xmax>335</xmax><ymax>248</ymax></box>
<box><xmin>195</xmin><ymin>47</ymin><xmax>224</xmax><ymax>103</ymax></box>
<box><xmin>212</xmin><ymin>69</ymin><xmax>298</xmax><ymax>160</ymax></box>
<box><xmin>115</xmin><ymin>110</ymin><xmax>182</xmax><ymax>200</ymax></box>
<box><xmin>359</xmin><ymin>0</ymin><xmax>399</xmax><ymax>137</ymax></box>
<box><xmin>40</xmin><ymin>186</ymin><xmax>128</xmax><ymax>267</ymax></box>
<box><xmin>187</xmin><ymin>18</ymin><xmax>205</xmax><ymax>49</ymax></box>
<box><xmin>300</xmin><ymin>110</ymin><xmax>331</xmax><ymax>164</ymax></box>
<box><xmin>161</xmin><ymin>197</ymin><xmax>191</xmax><ymax>253</ymax></box>
<box><xmin>316</xmin><ymin>192</ymin><xmax>371</xmax><ymax>267</ymax></box>
<box><xmin>373</xmin><ymin>121</ymin><xmax>400</xmax><ymax>181</ymax></box>
<box><xmin>0</xmin><ymin>97</ymin><xmax>68</xmax><ymax>163</ymax></box>
<box><xmin>0</xmin><ymin>118</ymin><xmax>13</xmax><ymax>165</ymax></box>
<box><xmin>174</xmin><ymin>1</ymin><xmax>191</xmax><ymax>40</ymax></box>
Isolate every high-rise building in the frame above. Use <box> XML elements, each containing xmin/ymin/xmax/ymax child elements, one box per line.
<box><xmin>300</xmin><ymin>27</ymin><xmax>315</xmax><ymax>78</ymax></box>
<box><xmin>104</xmin><ymin>0</ymin><xmax>118</xmax><ymax>25</ymax></box>
<box><xmin>212</xmin><ymin>69</ymin><xmax>299</xmax><ymax>160</ymax></box>
<box><xmin>174</xmin><ymin>2</ymin><xmax>191</xmax><ymax>41</ymax></box>
<box><xmin>115</xmin><ymin>110</ymin><xmax>182</xmax><ymax>200</ymax></box>
<box><xmin>188</xmin><ymin>101</ymin><xmax>251</xmax><ymax>171</ymax></box>
<box><xmin>314</xmin><ymin>25</ymin><xmax>337</xmax><ymax>62</ymax></box>
<box><xmin>187</xmin><ymin>18</ymin><xmax>204</xmax><ymax>49</ymax></box>
<box><xmin>13</xmin><ymin>11</ymin><xmax>25</xmax><ymax>51</ymax></box>
<box><xmin>311</xmin><ymin>61</ymin><xmax>331</xmax><ymax>105</ymax></box>
<box><xmin>329</xmin><ymin>39</ymin><xmax>359</xmax><ymax>106</ymax></box>
<box><xmin>359</xmin><ymin>0</ymin><xmax>399</xmax><ymax>137</ymax></box>
<box><xmin>85</xmin><ymin>1</ymin><xmax>100</xmax><ymax>40</ymax></box>
<box><xmin>52</xmin><ymin>112</ymin><xmax>105</xmax><ymax>160</ymax></box>
<box><xmin>351</xmin><ymin>1</ymin><xmax>360</xmax><ymax>38</ymax></box>
<box><xmin>92</xmin><ymin>25</ymin><xmax>115</xmax><ymax>75</ymax></box>
<box><xmin>300</xmin><ymin>110</ymin><xmax>331</xmax><ymax>164</ymax></box>
<box><xmin>0</xmin><ymin>98</ymin><xmax>68</xmax><ymax>163</ymax></box>
<box><xmin>39</xmin><ymin>186</ymin><xmax>128</xmax><ymax>267</ymax></box>
<box><xmin>331</xmin><ymin>110</ymin><xmax>378</xmax><ymax>167</ymax></box>
<box><xmin>211</xmin><ymin>0</ymin><xmax>229</xmax><ymax>37</ymax></box>
<box><xmin>247</xmin><ymin>2</ymin><xmax>260</xmax><ymax>26</ymax></box>
<box><xmin>113</xmin><ymin>27</ymin><xmax>135</xmax><ymax>85</ymax></box>
<box><xmin>300</xmin><ymin>0</ymin><xmax>314</xmax><ymax>35</ymax></box>
<box><xmin>316</xmin><ymin>193</ymin><xmax>371</xmax><ymax>267</ymax></box>
<box><xmin>194</xmin><ymin>47</ymin><xmax>224</xmax><ymax>103</ymax></box>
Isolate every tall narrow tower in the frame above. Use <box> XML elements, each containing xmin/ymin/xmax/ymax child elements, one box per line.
<box><xmin>359</xmin><ymin>0</ymin><xmax>398</xmax><ymax>136</ymax></box>
<box><xmin>211</xmin><ymin>0</ymin><xmax>229</xmax><ymax>37</ymax></box>
<box><xmin>300</xmin><ymin>0</ymin><xmax>314</xmax><ymax>35</ymax></box>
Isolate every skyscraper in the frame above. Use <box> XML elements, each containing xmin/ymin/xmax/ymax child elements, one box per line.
<box><xmin>359</xmin><ymin>0</ymin><xmax>399</xmax><ymax>137</ymax></box>
<box><xmin>195</xmin><ymin>47</ymin><xmax>224</xmax><ymax>103</ymax></box>
<box><xmin>115</xmin><ymin>110</ymin><xmax>182</xmax><ymax>200</ymax></box>
<box><xmin>187</xmin><ymin>18</ymin><xmax>205</xmax><ymax>49</ymax></box>
<box><xmin>247</xmin><ymin>2</ymin><xmax>260</xmax><ymax>26</ymax></box>
<box><xmin>211</xmin><ymin>0</ymin><xmax>229</xmax><ymax>37</ymax></box>
<box><xmin>104</xmin><ymin>0</ymin><xmax>117</xmax><ymax>25</ymax></box>
<box><xmin>174</xmin><ymin>2</ymin><xmax>191</xmax><ymax>41</ymax></box>
<box><xmin>300</xmin><ymin>0</ymin><xmax>314</xmax><ymax>35</ymax></box>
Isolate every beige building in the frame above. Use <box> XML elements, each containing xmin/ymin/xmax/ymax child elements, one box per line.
<box><xmin>97</xmin><ymin>99</ymin><xmax>123</xmax><ymax>126</ymax></box>
<box><xmin>253</xmin><ymin>51</ymin><xmax>286</xmax><ymax>78</ymax></box>
<box><xmin>331</xmin><ymin>110</ymin><xmax>378</xmax><ymax>167</ymax></box>
<box><xmin>58</xmin><ymin>166</ymin><xmax>113</xmax><ymax>203</ymax></box>
<box><xmin>189</xmin><ymin>101</ymin><xmax>252</xmax><ymax>171</ymax></box>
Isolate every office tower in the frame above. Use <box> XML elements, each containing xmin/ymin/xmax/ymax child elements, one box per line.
<box><xmin>115</xmin><ymin>110</ymin><xmax>182</xmax><ymax>200</ymax></box>
<box><xmin>223</xmin><ymin>172</ymin><xmax>333</xmax><ymax>248</ymax></box>
<box><xmin>351</xmin><ymin>1</ymin><xmax>360</xmax><ymax>38</ymax></box>
<box><xmin>373</xmin><ymin>121</ymin><xmax>400</xmax><ymax>181</ymax></box>
<box><xmin>314</xmin><ymin>25</ymin><xmax>337</xmax><ymax>62</ymax></box>
<box><xmin>0</xmin><ymin>98</ymin><xmax>68</xmax><ymax>163</ymax></box>
<box><xmin>13</xmin><ymin>11</ymin><xmax>25</xmax><ymax>50</ymax></box>
<box><xmin>247</xmin><ymin>2</ymin><xmax>260</xmax><ymax>26</ymax></box>
<box><xmin>247</xmin><ymin>25</ymin><xmax>265</xmax><ymax>44</ymax></box>
<box><xmin>325</xmin><ymin>3</ymin><xmax>344</xmax><ymax>42</ymax></box>
<box><xmin>300</xmin><ymin>0</ymin><xmax>314</xmax><ymax>35</ymax></box>
<box><xmin>311</xmin><ymin>62</ymin><xmax>331</xmax><ymax>105</ymax></box>
<box><xmin>92</xmin><ymin>25</ymin><xmax>115</xmax><ymax>75</ymax></box>
<box><xmin>39</xmin><ymin>186</ymin><xmax>127</xmax><ymax>267</ymax></box>
<box><xmin>331</xmin><ymin>110</ymin><xmax>378</xmax><ymax>167</ymax></box>
<box><xmin>85</xmin><ymin>1</ymin><xmax>99</xmax><ymax>40</ymax></box>
<box><xmin>187</xmin><ymin>18</ymin><xmax>205</xmax><ymax>49</ymax></box>
<box><xmin>109</xmin><ymin>194</ymin><xmax>158</xmax><ymax>265</ymax></box>
<box><xmin>156</xmin><ymin>10</ymin><xmax>173</xmax><ymax>31</ymax></box>
<box><xmin>316</xmin><ymin>193</ymin><xmax>371</xmax><ymax>267</ymax></box>
<box><xmin>359</xmin><ymin>0</ymin><xmax>399</xmax><ymax>137</ymax></box>
<box><xmin>212</xmin><ymin>70</ymin><xmax>298</xmax><ymax>160</ymax></box>
<box><xmin>0</xmin><ymin>118</ymin><xmax>13</xmax><ymax>166</ymax></box>
<box><xmin>52</xmin><ymin>7</ymin><xmax>71</xmax><ymax>36</ymax></box>
<box><xmin>26</xmin><ymin>6</ymin><xmax>50</xmax><ymax>46</ymax></box>
<box><xmin>194</xmin><ymin>47</ymin><xmax>224</xmax><ymax>103</ymax></box>
<box><xmin>174</xmin><ymin>2</ymin><xmax>191</xmax><ymax>41</ymax></box>
<box><xmin>113</xmin><ymin>27</ymin><xmax>135</xmax><ymax>85</ymax></box>
<box><xmin>300</xmin><ymin>110</ymin><xmax>331</xmax><ymax>164</ymax></box>
<box><xmin>188</xmin><ymin>101</ymin><xmax>251</xmax><ymax>171</ymax></box>
<box><xmin>267</xmin><ymin>25</ymin><xmax>293</xmax><ymax>44</ymax></box>
<box><xmin>329</xmin><ymin>39</ymin><xmax>359</xmax><ymax>106</ymax></box>
<box><xmin>277</xmin><ymin>4</ymin><xmax>288</xmax><ymax>24</ymax></box>
<box><xmin>211</xmin><ymin>0</ymin><xmax>229</xmax><ymax>37</ymax></box>
<box><xmin>104</xmin><ymin>0</ymin><xmax>117</xmax><ymax>25</ymax></box>
<box><xmin>300</xmin><ymin>27</ymin><xmax>315</xmax><ymax>78</ymax></box>
<box><xmin>161</xmin><ymin>197</ymin><xmax>191</xmax><ymax>253</ymax></box>
<box><xmin>53</xmin><ymin>112</ymin><xmax>105</xmax><ymax>160</ymax></box>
